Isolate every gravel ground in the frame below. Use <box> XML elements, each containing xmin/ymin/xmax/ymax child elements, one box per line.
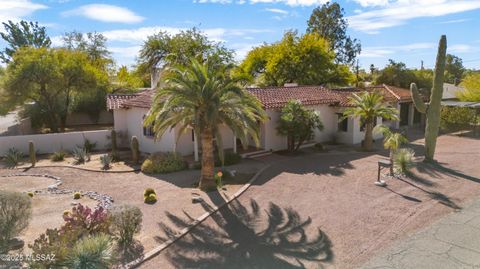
<box><xmin>140</xmin><ymin>132</ymin><xmax>480</xmax><ymax>269</ymax></box>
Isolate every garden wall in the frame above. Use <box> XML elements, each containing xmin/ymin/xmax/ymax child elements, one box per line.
<box><xmin>0</xmin><ymin>130</ymin><xmax>110</xmax><ymax>155</ymax></box>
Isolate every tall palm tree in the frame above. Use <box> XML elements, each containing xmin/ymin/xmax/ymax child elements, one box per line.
<box><xmin>145</xmin><ymin>60</ymin><xmax>267</xmax><ymax>191</ymax></box>
<box><xmin>343</xmin><ymin>91</ymin><xmax>399</xmax><ymax>151</ymax></box>
<box><xmin>374</xmin><ymin>124</ymin><xmax>408</xmax><ymax>174</ymax></box>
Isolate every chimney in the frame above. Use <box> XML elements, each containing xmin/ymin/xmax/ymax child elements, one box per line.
<box><xmin>284</xmin><ymin>83</ymin><xmax>298</xmax><ymax>87</ymax></box>
<box><xmin>150</xmin><ymin>68</ymin><xmax>161</xmax><ymax>89</ymax></box>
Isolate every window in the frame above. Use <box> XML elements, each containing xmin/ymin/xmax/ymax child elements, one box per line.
<box><xmin>142</xmin><ymin>115</ymin><xmax>155</xmax><ymax>138</ymax></box>
<box><xmin>337</xmin><ymin>113</ymin><xmax>348</xmax><ymax>132</ymax></box>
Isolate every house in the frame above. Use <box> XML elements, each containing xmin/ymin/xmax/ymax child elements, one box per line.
<box><xmin>443</xmin><ymin>83</ymin><xmax>464</xmax><ymax>101</ymax></box>
<box><xmin>106</xmin><ymin>84</ymin><xmax>423</xmax><ymax>159</ymax></box>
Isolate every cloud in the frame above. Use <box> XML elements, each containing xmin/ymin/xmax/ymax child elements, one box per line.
<box><xmin>348</xmin><ymin>0</ymin><xmax>480</xmax><ymax>33</ymax></box>
<box><xmin>359</xmin><ymin>42</ymin><xmax>436</xmax><ymax>58</ymax></box>
<box><xmin>353</xmin><ymin>0</ymin><xmax>390</xmax><ymax>7</ymax></box>
<box><xmin>439</xmin><ymin>18</ymin><xmax>470</xmax><ymax>24</ymax></box>
<box><xmin>449</xmin><ymin>44</ymin><xmax>473</xmax><ymax>53</ymax></box>
<box><xmin>265</xmin><ymin>8</ymin><xmax>289</xmax><ymax>14</ymax></box>
<box><xmin>0</xmin><ymin>0</ymin><xmax>47</xmax><ymax>22</ymax></box>
<box><xmin>195</xmin><ymin>0</ymin><xmax>327</xmax><ymax>6</ymax></box>
<box><xmin>62</xmin><ymin>4</ymin><xmax>144</xmax><ymax>24</ymax></box>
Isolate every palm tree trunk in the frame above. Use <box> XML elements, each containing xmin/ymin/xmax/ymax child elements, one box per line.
<box><xmin>389</xmin><ymin>150</ymin><xmax>394</xmax><ymax>175</ymax></box>
<box><xmin>364</xmin><ymin>122</ymin><xmax>374</xmax><ymax>151</ymax></box>
<box><xmin>199</xmin><ymin>129</ymin><xmax>216</xmax><ymax>191</ymax></box>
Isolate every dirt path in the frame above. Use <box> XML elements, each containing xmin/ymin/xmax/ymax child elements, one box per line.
<box><xmin>140</xmin><ymin>134</ymin><xmax>480</xmax><ymax>269</ymax></box>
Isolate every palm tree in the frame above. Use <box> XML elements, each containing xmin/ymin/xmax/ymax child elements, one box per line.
<box><xmin>343</xmin><ymin>91</ymin><xmax>399</xmax><ymax>151</ymax></box>
<box><xmin>145</xmin><ymin>60</ymin><xmax>267</xmax><ymax>191</ymax></box>
<box><xmin>374</xmin><ymin>124</ymin><xmax>408</xmax><ymax>174</ymax></box>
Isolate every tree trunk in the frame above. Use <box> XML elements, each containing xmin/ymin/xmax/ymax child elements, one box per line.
<box><xmin>199</xmin><ymin>129</ymin><xmax>216</xmax><ymax>191</ymax></box>
<box><xmin>389</xmin><ymin>150</ymin><xmax>394</xmax><ymax>175</ymax></box>
<box><xmin>364</xmin><ymin>122</ymin><xmax>374</xmax><ymax>151</ymax></box>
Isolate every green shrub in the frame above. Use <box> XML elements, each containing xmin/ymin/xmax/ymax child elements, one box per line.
<box><xmin>141</xmin><ymin>152</ymin><xmax>186</xmax><ymax>174</ymax></box>
<box><xmin>81</xmin><ymin>139</ymin><xmax>97</xmax><ymax>153</ymax></box>
<box><xmin>143</xmin><ymin>188</ymin><xmax>156</xmax><ymax>198</ymax></box>
<box><xmin>394</xmin><ymin>148</ymin><xmax>416</xmax><ymax>175</ymax></box>
<box><xmin>441</xmin><ymin>106</ymin><xmax>477</xmax><ymax>132</ymax></box>
<box><xmin>51</xmin><ymin>150</ymin><xmax>66</xmax><ymax>162</ymax></box>
<box><xmin>100</xmin><ymin>154</ymin><xmax>113</xmax><ymax>170</ymax></box>
<box><xmin>0</xmin><ymin>190</ymin><xmax>32</xmax><ymax>252</ymax></box>
<box><xmin>73</xmin><ymin>192</ymin><xmax>82</xmax><ymax>199</ymax></box>
<box><xmin>3</xmin><ymin>147</ymin><xmax>23</xmax><ymax>168</ymax></box>
<box><xmin>72</xmin><ymin>147</ymin><xmax>90</xmax><ymax>164</ymax></box>
<box><xmin>214</xmin><ymin>151</ymin><xmax>242</xmax><ymax>166</ymax></box>
<box><xmin>314</xmin><ymin>143</ymin><xmax>325</xmax><ymax>151</ymax></box>
<box><xmin>110</xmin><ymin>205</ymin><xmax>143</xmax><ymax>248</ymax></box>
<box><xmin>144</xmin><ymin>193</ymin><xmax>157</xmax><ymax>204</ymax></box>
<box><xmin>65</xmin><ymin>234</ymin><xmax>116</xmax><ymax>269</ymax></box>
<box><xmin>27</xmin><ymin>192</ymin><xmax>34</xmax><ymax>198</ymax></box>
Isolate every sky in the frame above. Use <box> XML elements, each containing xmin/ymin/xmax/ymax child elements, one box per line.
<box><xmin>1</xmin><ymin>0</ymin><xmax>480</xmax><ymax>70</ymax></box>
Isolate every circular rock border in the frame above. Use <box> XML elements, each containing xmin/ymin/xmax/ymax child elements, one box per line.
<box><xmin>1</xmin><ymin>173</ymin><xmax>114</xmax><ymax>209</ymax></box>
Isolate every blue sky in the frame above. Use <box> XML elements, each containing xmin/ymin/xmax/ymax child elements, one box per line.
<box><xmin>2</xmin><ymin>0</ymin><xmax>480</xmax><ymax>70</ymax></box>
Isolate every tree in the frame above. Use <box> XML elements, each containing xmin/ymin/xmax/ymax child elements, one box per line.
<box><xmin>342</xmin><ymin>91</ymin><xmax>399</xmax><ymax>151</ymax></box>
<box><xmin>2</xmin><ymin>47</ymin><xmax>108</xmax><ymax>132</ymax></box>
<box><xmin>277</xmin><ymin>100</ymin><xmax>324</xmax><ymax>152</ymax></box>
<box><xmin>457</xmin><ymin>73</ymin><xmax>480</xmax><ymax>101</ymax></box>
<box><xmin>62</xmin><ymin>31</ymin><xmax>113</xmax><ymax>71</ymax></box>
<box><xmin>374</xmin><ymin>59</ymin><xmax>432</xmax><ymax>90</ymax></box>
<box><xmin>307</xmin><ymin>2</ymin><xmax>361</xmax><ymax>65</ymax></box>
<box><xmin>145</xmin><ymin>60</ymin><xmax>267</xmax><ymax>191</ymax></box>
<box><xmin>115</xmin><ymin>66</ymin><xmax>143</xmax><ymax>91</ymax></box>
<box><xmin>0</xmin><ymin>20</ymin><xmax>51</xmax><ymax>63</ymax></box>
<box><xmin>374</xmin><ymin>124</ymin><xmax>408</xmax><ymax>174</ymax></box>
<box><xmin>238</xmin><ymin>31</ymin><xmax>353</xmax><ymax>87</ymax></box>
<box><xmin>138</xmin><ymin>28</ymin><xmax>234</xmax><ymax>79</ymax></box>
<box><xmin>445</xmin><ymin>54</ymin><xmax>465</xmax><ymax>85</ymax></box>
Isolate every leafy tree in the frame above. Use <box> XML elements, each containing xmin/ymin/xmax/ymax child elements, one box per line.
<box><xmin>277</xmin><ymin>100</ymin><xmax>324</xmax><ymax>152</ymax></box>
<box><xmin>445</xmin><ymin>54</ymin><xmax>465</xmax><ymax>85</ymax></box>
<box><xmin>62</xmin><ymin>31</ymin><xmax>113</xmax><ymax>71</ymax></box>
<box><xmin>457</xmin><ymin>72</ymin><xmax>480</xmax><ymax>101</ymax></box>
<box><xmin>238</xmin><ymin>31</ymin><xmax>353</xmax><ymax>87</ymax></box>
<box><xmin>374</xmin><ymin>124</ymin><xmax>408</xmax><ymax>174</ymax></box>
<box><xmin>440</xmin><ymin>106</ymin><xmax>477</xmax><ymax>132</ymax></box>
<box><xmin>138</xmin><ymin>28</ymin><xmax>234</xmax><ymax>78</ymax></box>
<box><xmin>0</xmin><ymin>20</ymin><xmax>51</xmax><ymax>63</ymax></box>
<box><xmin>307</xmin><ymin>2</ymin><xmax>361</xmax><ymax>65</ymax></box>
<box><xmin>374</xmin><ymin>60</ymin><xmax>432</xmax><ymax>90</ymax></box>
<box><xmin>115</xmin><ymin>66</ymin><xmax>143</xmax><ymax>91</ymax></box>
<box><xmin>145</xmin><ymin>60</ymin><xmax>267</xmax><ymax>191</ymax></box>
<box><xmin>342</xmin><ymin>91</ymin><xmax>399</xmax><ymax>151</ymax></box>
<box><xmin>2</xmin><ymin>47</ymin><xmax>109</xmax><ymax>132</ymax></box>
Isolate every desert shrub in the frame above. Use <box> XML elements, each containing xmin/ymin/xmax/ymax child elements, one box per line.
<box><xmin>27</xmin><ymin>192</ymin><xmax>34</xmax><ymax>198</ymax></box>
<box><xmin>3</xmin><ymin>147</ymin><xmax>23</xmax><ymax>168</ymax></box>
<box><xmin>61</xmin><ymin>204</ymin><xmax>110</xmax><ymax>237</ymax></box>
<box><xmin>81</xmin><ymin>139</ymin><xmax>97</xmax><ymax>153</ymax></box>
<box><xmin>314</xmin><ymin>143</ymin><xmax>325</xmax><ymax>151</ymax></box>
<box><xmin>440</xmin><ymin>106</ymin><xmax>476</xmax><ymax>132</ymax></box>
<box><xmin>65</xmin><ymin>234</ymin><xmax>116</xmax><ymax>269</ymax></box>
<box><xmin>144</xmin><ymin>193</ymin><xmax>157</xmax><ymax>204</ymax></box>
<box><xmin>74</xmin><ymin>192</ymin><xmax>82</xmax><ymax>199</ymax></box>
<box><xmin>143</xmin><ymin>188</ymin><xmax>156</xmax><ymax>198</ymax></box>
<box><xmin>394</xmin><ymin>148</ymin><xmax>416</xmax><ymax>175</ymax></box>
<box><xmin>0</xmin><ymin>191</ymin><xmax>32</xmax><ymax>252</ymax></box>
<box><xmin>29</xmin><ymin>228</ymin><xmax>74</xmax><ymax>268</ymax></box>
<box><xmin>50</xmin><ymin>150</ymin><xmax>66</xmax><ymax>162</ymax></box>
<box><xmin>72</xmin><ymin>147</ymin><xmax>90</xmax><ymax>164</ymax></box>
<box><xmin>100</xmin><ymin>154</ymin><xmax>113</xmax><ymax>170</ymax></box>
<box><xmin>214</xmin><ymin>151</ymin><xmax>242</xmax><ymax>166</ymax></box>
<box><xmin>141</xmin><ymin>152</ymin><xmax>186</xmax><ymax>174</ymax></box>
<box><xmin>110</xmin><ymin>205</ymin><xmax>143</xmax><ymax>247</ymax></box>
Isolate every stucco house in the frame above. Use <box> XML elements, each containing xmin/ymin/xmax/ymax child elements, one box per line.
<box><xmin>107</xmin><ymin>84</ymin><xmax>423</xmax><ymax>160</ymax></box>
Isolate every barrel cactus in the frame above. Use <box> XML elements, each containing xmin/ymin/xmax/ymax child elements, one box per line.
<box><xmin>29</xmin><ymin>141</ymin><xmax>36</xmax><ymax>167</ymax></box>
<box><xmin>410</xmin><ymin>35</ymin><xmax>447</xmax><ymax>162</ymax></box>
<box><xmin>131</xmin><ymin>136</ymin><xmax>140</xmax><ymax>164</ymax></box>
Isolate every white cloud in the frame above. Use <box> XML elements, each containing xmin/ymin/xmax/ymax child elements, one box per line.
<box><xmin>439</xmin><ymin>18</ymin><xmax>470</xmax><ymax>24</ymax></box>
<box><xmin>265</xmin><ymin>8</ymin><xmax>289</xmax><ymax>14</ymax></box>
<box><xmin>449</xmin><ymin>44</ymin><xmax>473</xmax><ymax>53</ymax></box>
<box><xmin>348</xmin><ymin>0</ymin><xmax>480</xmax><ymax>33</ymax></box>
<box><xmin>195</xmin><ymin>0</ymin><xmax>327</xmax><ymax>6</ymax></box>
<box><xmin>0</xmin><ymin>0</ymin><xmax>47</xmax><ymax>22</ymax></box>
<box><xmin>359</xmin><ymin>42</ymin><xmax>436</xmax><ymax>58</ymax></box>
<box><xmin>62</xmin><ymin>4</ymin><xmax>144</xmax><ymax>24</ymax></box>
<box><xmin>353</xmin><ymin>0</ymin><xmax>390</xmax><ymax>7</ymax></box>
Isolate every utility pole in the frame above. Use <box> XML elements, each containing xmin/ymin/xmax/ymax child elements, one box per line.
<box><xmin>355</xmin><ymin>59</ymin><xmax>360</xmax><ymax>87</ymax></box>
<box><xmin>421</xmin><ymin>60</ymin><xmax>424</xmax><ymax>70</ymax></box>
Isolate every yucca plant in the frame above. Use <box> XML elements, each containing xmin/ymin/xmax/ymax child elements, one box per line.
<box><xmin>393</xmin><ymin>148</ymin><xmax>416</xmax><ymax>175</ymax></box>
<box><xmin>100</xmin><ymin>154</ymin><xmax>113</xmax><ymax>170</ymax></box>
<box><xmin>3</xmin><ymin>148</ymin><xmax>24</xmax><ymax>168</ymax></box>
<box><xmin>374</xmin><ymin>124</ymin><xmax>409</xmax><ymax>174</ymax></box>
<box><xmin>72</xmin><ymin>148</ymin><xmax>90</xmax><ymax>165</ymax></box>
<box><xmin>66</xmin><ymin>234</ymin><xmax>116</xmax><ymax>269</ymax></box>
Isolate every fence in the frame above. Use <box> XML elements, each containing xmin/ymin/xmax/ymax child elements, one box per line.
<box><xmin>0</xmin><ymin>130</ymin><xmax>111</xmax><ymax>156</ymax></box>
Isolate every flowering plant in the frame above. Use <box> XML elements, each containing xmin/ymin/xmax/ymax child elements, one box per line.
<box><xmin>214</xmin><ymin>171</ymin><xmax>223</xmax><ymax>188</ymax></box>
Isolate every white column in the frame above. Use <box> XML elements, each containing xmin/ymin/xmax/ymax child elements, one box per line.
<box><xmin>408</xmin><ymin>103</ymin><xmax>415</xmax><ymax>126</ymax></box>
<box><xmin>193</xmin><ymin>131</ymin><xmax>199</xmax><ymax>162</ymax></box>
<box><xmin>233</xmin><ymin>135</ymin><xmax>237</xmax><ymax>154</ymax></box>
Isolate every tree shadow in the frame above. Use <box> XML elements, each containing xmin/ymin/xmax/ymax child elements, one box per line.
<box><xmin>385</xmin><ymin>186</ymin><xmax>422</xmax><ymax>203</ymax></box>
<box><xmin>116</xmin><ymin>240</ymin><xmax>145</xmax><ymax>265</ymax></box>
<box><xmin>416</xmin><ymin>161</ymin><xmax>480</xmax><ymax>184</ymax></box>
<box><xmin>155</xmin><ymin>196</ymin><xmax>333</xmax><ymax>269</ymax></box>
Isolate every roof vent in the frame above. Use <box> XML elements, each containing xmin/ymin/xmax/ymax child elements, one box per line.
<box><xmin>284</xmin><ymin>83</ymin><xmax>298</xmax><ymax>87</ymax></box>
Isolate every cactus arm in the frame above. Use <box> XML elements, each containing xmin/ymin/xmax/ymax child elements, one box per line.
<box><xmin>410</xmin><ymin>83</ymin><xmax>427</xmax><ymax>113</ymax></box>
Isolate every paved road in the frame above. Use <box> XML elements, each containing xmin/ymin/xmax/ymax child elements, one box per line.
<box><xmin>361</xmin><ymin>197</ymin><xmax>480</xmax><ymax>269</ymax></box>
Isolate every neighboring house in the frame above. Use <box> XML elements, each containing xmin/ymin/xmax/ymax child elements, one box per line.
<box><xmin>107</xmin><ymin>84</ymin><xmax>423</xmax><ymax>159</ymax></box>
<box><xmin>443</xmin><ymin>83</ymin><xmax>464</xmax><ymax>101</ymax></box>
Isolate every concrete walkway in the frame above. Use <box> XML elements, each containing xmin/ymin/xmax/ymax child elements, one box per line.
<box><xmin>361</xmin><ymin>197</ymin><xmax>480</xmax><ymax>269</ymax></box>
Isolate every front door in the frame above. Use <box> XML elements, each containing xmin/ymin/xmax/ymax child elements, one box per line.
<box><xmin>400</xmin><ymin>103</ymin><xmax>409</xmax><ymax>126</ymax></box>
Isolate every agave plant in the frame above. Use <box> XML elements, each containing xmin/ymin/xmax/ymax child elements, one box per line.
<box><xmin>3</xmin><ymin>148</ymin><xmax>24</xmax><ymax>168</ymax></box>
<box><xmin>393</xmin><ymin>148</ymin><xmax>416</xmax><ymax>175</ymax></box>
<box><xmin>100</xmin><ymin>154</ymin><xmax>113</xmax><ymax>170</ymax></box>
<box><xmin>72</xmin><ymin>147</ymin><xmax>90</xmax><ymax>165</ymax></box>
<box><xmin>65</xmin><ymin>234</ymin><xmax>116</xmax><ymax>269</ymax></box>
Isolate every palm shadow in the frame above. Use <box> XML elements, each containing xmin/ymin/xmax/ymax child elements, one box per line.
<box><xmin>155</xmin><ymin>196</ymin><xmax>333</xmax><ymax>269</ymax></box>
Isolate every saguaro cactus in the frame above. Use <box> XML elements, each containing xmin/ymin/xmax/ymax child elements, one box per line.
<box><xmin>131</xmin><ymin>136</ymin><xmax>140</xmax><ymax>164</ymax></box>
<box><xmin>410</xmin><ymin>35</ymin><xmax>447</xmax><ymax>162</ymax></box>
<box><xmin>29</xmin><ymin>140</ymin><xmax>36</xmax><ymax>167</ymax></box>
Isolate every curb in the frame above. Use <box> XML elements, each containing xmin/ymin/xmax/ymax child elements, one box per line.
<box><xmin>125</xmin><ymin>164</ymin><xmax>271</xmax><ymax>268</ymax></box>
<box><xmin>14</xmin><ymin>165</ymin><xmax>140</xmax><ymax>173</ymax></box>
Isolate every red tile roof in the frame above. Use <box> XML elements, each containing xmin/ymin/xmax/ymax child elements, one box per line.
<box><xmin>106</xmin><ymin>85</ymin><xmax>414</xmax><ymax>110</ymax></box>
